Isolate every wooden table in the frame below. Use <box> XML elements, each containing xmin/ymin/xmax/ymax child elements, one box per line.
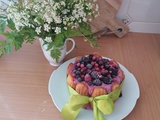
<box><xmin>0</xmin><ymin>33</ymin><xmax>160</xmax><ymax>120</ymax></box>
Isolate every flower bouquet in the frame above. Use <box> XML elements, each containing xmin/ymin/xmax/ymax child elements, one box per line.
<box><xmin>0</xmin><ymin>0</ymin><xmax>99</xmax><ymax>61</ymax></box>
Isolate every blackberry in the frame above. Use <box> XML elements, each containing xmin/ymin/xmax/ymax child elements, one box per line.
<box><xmin>93</xmin><ymin>79</ymin><xmax>102</xmax><ymax>86</ymax></box>
<box><xmin>114</xmin><ymin>66</ymin><xmax>118</xmax><ymax>69</ymax></box>
<box><xmin>83</xmin><ymin>57</ymin><xmax>89</xmax><ymax>63</ymax></box>
<box><xmin>103</xmin><ymin>77</ymin><xmax>113</xmax><ymax>84</ymax></box>
<box><xmin>78</xmin><ymin>57</ymin><xmax>83</xmax><ymax>63</ymax></box>
<box><xmin>87</xmin><ymin>70</ymin><xmax>92</xmax><ymax>75</ymax></box>
<box><xmin>104</xmin><ymin>64</ymin><xmax>110</xmax><ymax>70</ymax></box>
<box><xmin>111</xmin><ymin>75</ymin><xmax>116</xmax><ymax>78</ymax></box>
<box><xmin>112</xmin><ymin>68</ymin><xmax>118</xmax><ymax>76</ymax></box>
<box><xmin>101</xmin><ymin>71</ymin><xmax>107</xmax><ymax>77</ymax></box>
<box><xmin>89</xmin><ymin>54</ymin><xmax>93</xmax><ymax>59</ymax></box>
<box><xmin>91</xmin><ymin>71</ymin><xmax>98</xmax><ymax>79</ymax></box>
<box><xmin>88</xmin><ymin>81</ymin><xmax>93</xmax><ymax>86</ymax></box>
<box><xmin>102</xmin><ymin>58</ymin><xmax>109</xmax><ymax>63</ymax></box>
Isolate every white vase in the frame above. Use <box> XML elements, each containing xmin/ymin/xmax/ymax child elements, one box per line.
<box><xmin>39</xmin><ymin>38</ymin><xmax>75</xmax><ymax>66</ymax></box>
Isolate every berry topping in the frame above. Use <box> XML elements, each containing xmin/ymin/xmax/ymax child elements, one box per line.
<box><xmin>77</xmin><ymin>77</ymin><xmax>83</xmax><ymax>82</ymax></box>
<box><xmin>104</xmin><ymin>64</ymin><xmax>110</xmax><ymax>70</ymax></box>
<box><xmin>91</xmin><ymin>71</ymin><xmax>99</xmax><ymax>79</ymax></box>
<box><xmin>93</xmin><ymin>79</ymin><xmax>102</xmax><ymax>86</ymax></box>
<box><xmin>101</xmin><ymin>71</ymin><xmax>107</xmax><ymax>77</ymax></box>
<box><xmin>76</xmin><ymin>62</ymin><xmax>80</xmax><ymax>67</ymax></box>
<box><xmin>86</xmin><ymin>63</ymin><xmax>92</xmax><ymax>69</ymax></box>
<box><xmin>103</xmin><ymin>77</ymin><xmax>113</xmax><ymax>84</ymax></box>
<box><xmin>80</xmin><ymin>64</ymin><xmax>85</xmax><ymax>68</ymax></box>
<box><xmin>111</xmin><ymin>75</ymin><xmax>116</xmax><ymax>78</ymax></box>
<box><xmin>83</xmin><ymin>57</ymin><xmax>89</xmax><ymax>63</ymax></box>
<box><xmin>72</xmin><ymin>54</ymin><xmax>120</xmax><ymax>86</ymax></box>
<box><xmin>95</xmin><ymin>63</ymin><xmax>99</xmax><ymax>67</ymax></box>
<box><xmin>112</xmin><ymin>68</ymin><xmax>118</xmax><ymax>76</ymax></box>
<box><xmin>88</xmin><ymin>81</ymin><xmax>93</xmax><ymax>86</ymax></box>
<box><xmin>89</xmin><ymin>54</ymin><xmax>93</xmax><ymax>59</ymax></box>
<box><xmin>72</xmin><ymin>73</ymin><xmax>76</xmax><ymax>78</ymax></box>
<box><xmin>98</xmin><ymin>60</ymin><xmax>103</xmax><ymax>65</ymax></box>
<box><xmin>87</xmin><ymin>70</ymin><xmax>92</xmax><ymax>75</ymax></box>
<box><xmin>84</xmin><ymin>74</ymin><xmax>91</xmax><ymax>82</ymax></box>
<box><xmin>75</xmin><ymin>70</ymin><xmax>81</xmax><ymax>75</ymax></box>
<box><xmin>92</xmin><ymin>56</ymin><xmax>97</xmax><ymax>60</ymax></box>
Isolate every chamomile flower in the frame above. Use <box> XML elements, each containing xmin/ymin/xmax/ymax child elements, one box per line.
<box><xmin>44</xmin><ymin>24</ymin><xmax>50</xmax><ymax>32</ymax></box>
<box><xmin>44</xmin><ymin>37</ymin><xmax>52</xmax><ymax>43</ymax></box>
<box><xmin>35</xmin><ymin>26</ymin><xmax>42</xmax><ymax>35</ymax></box>
<box><xmin>55</xmin><ymin>27</ymin><xmax>61</xmax><ymax>34</ymax></box>
<box><xmin>0</xmin><ymin>0</ymin><xmax>99</xmax><ymax>61</ymax></box>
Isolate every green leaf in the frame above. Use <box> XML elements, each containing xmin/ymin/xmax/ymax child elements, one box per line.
<box><xmin>54</xmin><ymin>33</ymin><xmax>65</xmax><ymax>47</ymax></box>
<box><xmin>63</xmin><ymin>27</ymin><xmax>81</xmax><ymax>38</ymax></box>
<box><xmin>0</xmin><ymin>50</ymin><xmax>3</xmax><ymax>57</ymax></box>
<box><xmin>50</xmin><ymin>48</ymin><xmax>61</xmax><ymax>63</ymax></box>
<box><xmin>46</xmin><ymin>42</ymin><xmax>54</xmax><ymax>51</ymax></box>
<box><xmin>4</xmin><ymin>42</ymin><xmax>12</xmax><ymax>54</ymax></box>
<box><xmin>0</xmin><ymin>20</ymin><xmax>6</xmax><ymax>32</ymax></box>
<box><xmin>80</xmin><ymin>24</ymin><xmax>92</xmax><ymax>36</ymax></box>
<box><xmin>2</xmin><ymin>31</ymin><xmax>25</xmax><ymax>51</ymax></box>
<box><xmin>7</xmin><ymin>19</ymin><xmax>16</xmax><ymax>30</ymax></box>
<box><xmin>84</xmin><ymin>35</ymin><xmax>99</xmax><ymax>48</ymax></box>
<box><xmin>0</xmin><ymin>15</ymin><xmax>7</xmax><ymax>19</ymax></box>
<box><xmin>22</xmin><ymin>27</ymin><xmax>37</xmax><ymax>39</ymax></box>
<box><xmin>69</xmin><ymin>30</ymin><xmax>82</xmax><ymax>37</ymax></box>
<box><xmin>13</xmin><ymin>36</ymin><xmax>24</xmax><ymax>50</ymax></box>
<box><xmin>0</xmin><ymin>41</ymin><xmax>6</xmax><ymax>48</ymax></box>
<box><xmin>0</xmin><ymin>41</ymin><xmax>7</xmax><ymax>56</ymax></box>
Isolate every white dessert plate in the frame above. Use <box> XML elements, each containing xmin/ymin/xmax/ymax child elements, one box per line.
<box><xmin>48</xmin><ymin>57</ymin><xmax>140</xmax><ymax>120</ymax></box>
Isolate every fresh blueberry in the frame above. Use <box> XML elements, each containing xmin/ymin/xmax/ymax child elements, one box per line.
<box><xmin>86</xmin><ymin>63</ymin><xmax>92</xmax><ymax>69</ymax></box>
<box><xmin>76</xmin><ymin>70</ymin><xmax>81</xmax><ymax>75</ymax></box>
<box><xmin>77</xmin><ymin>77</ymin><xmax>83</xmax><ymax>82</ymax></box>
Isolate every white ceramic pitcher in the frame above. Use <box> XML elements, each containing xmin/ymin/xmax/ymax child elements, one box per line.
<box><xmin>40</xmin><ymin>38</ymin><xmax>75</xmax><ymax>66</ymax></box>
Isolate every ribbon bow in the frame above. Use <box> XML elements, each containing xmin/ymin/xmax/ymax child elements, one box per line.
<box><xmin>61</xmin><ymin>82</ymin><xmax>123</xmax><ymax>120</ymax></box>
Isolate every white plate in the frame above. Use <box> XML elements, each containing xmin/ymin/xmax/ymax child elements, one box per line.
<box><xmin>48</xmin><ymin>58</ymin><xmax>140</xmax><ymax>120</ymax></box>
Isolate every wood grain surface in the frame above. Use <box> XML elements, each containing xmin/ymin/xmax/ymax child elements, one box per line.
<box><xmin>0</xmin><ymin>32</ymin><xmax>160</xmax><ymax>120</ymax></box>
<box><xmin>90</xmin><ymin>0</ymin><xmax>129</xmax><ymax>38</ymax></box>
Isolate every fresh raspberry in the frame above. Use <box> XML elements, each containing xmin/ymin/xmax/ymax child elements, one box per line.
<box><xmin>84</xmin><ymin>74</ymin><xmax>91</xmax><ymax>82</ymax></box>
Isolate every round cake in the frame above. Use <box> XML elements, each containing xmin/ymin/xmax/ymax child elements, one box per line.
<box><xmin>66</xmin><ymin>54</ymin><xmax>125</xmax><ymax>109</ymax></box>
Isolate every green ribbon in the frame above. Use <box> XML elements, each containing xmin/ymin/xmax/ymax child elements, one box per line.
<box><xmin>61</xmin><ymin>81</ymin><xmax>124</xmax><ymax>120</ymax></box>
